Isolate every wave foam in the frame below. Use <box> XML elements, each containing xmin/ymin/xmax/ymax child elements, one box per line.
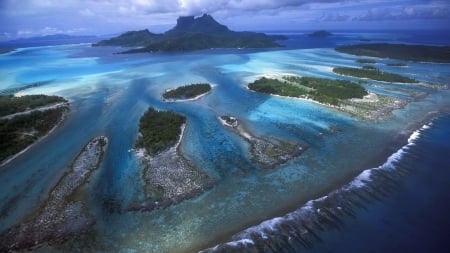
<box><xmin>201</xmin><ymin>121</ymin><xmax>434</xmax><ymax>252</ymax></box>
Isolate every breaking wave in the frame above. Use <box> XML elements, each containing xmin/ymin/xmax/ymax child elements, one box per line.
<box><xmin>200</xmin><ymin>123</ymin><xmax>432</xmax><ymax>253</ymax></box>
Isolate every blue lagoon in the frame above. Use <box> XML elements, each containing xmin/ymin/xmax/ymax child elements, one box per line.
<box><xmin>1</xmin><ymin>31</ymin><xmax>450</xmax><ymax>252</ymax></box>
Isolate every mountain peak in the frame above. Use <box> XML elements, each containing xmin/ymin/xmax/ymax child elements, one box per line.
<box><xmin>166</xmin><ymin>14</ymin><xmax>230</xmax><ymax>35</ymax></box>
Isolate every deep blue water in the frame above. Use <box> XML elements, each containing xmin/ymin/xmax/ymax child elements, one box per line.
<box><xmin>0</xmin><ymin>30</ymin><xmax>449</xmax><ymax>252</ymax></box>
<box><xmin>309</xmin><ymin>113</ymin><xmax>450</xmax><ymax>253</ymax></box>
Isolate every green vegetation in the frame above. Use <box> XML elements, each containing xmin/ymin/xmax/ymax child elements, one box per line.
<box><xmin>356</xmin><ymin>59</ymin><xmax>376</xmax><ymax>64</ymax></box>
<box><xmin>336</xmin><ymin>43</ymin><xmax>450</xmax><ymax>63</ymax></box>
<box><xmin>248</xmin><ymin>76</ymin><xmax>367</xmax><ymax>106</ymax></box>
<box><xmin>362</xmin><ymin>65</ymin><xmax>376</xmax><ymax>70</ymax></box>
<box><xmin>94</xmin><ymin>14</ymin><xmax>284</xmax><ymax>53</ymax></box>
<box><xmin>387</xmin><ymin>63</ymin><xmax>407</xmax><ymax>67</ymax></box>
<box><xmin>93</xmin><ymin>30</ymin><xmax>161</xmax><ymax>47</ymax></box>
<box><xmin>135</xmin><ymin>108</ymin><xmax>186</xmax><ymax>155</ymax></box>
<box><xmin>333</xmin><ymin>67</ymin><xmax>417</xmax><ymax>83</ymax></box>
<box><xmin>163</xmin><ymin>83</ymin><xmax>211</xmax><ymax>100</ymax></box>
<box><xmin>0</xmin><ymin>108</ymin><xmax>66</xmax><ymax>162</ymax></box>
<box><xmin>0</xmin><ymin>95</ymin><xmax>67</xmax><ymax>117</ymax></box>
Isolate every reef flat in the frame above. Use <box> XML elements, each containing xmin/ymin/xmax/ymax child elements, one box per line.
<box><xmin>219</xmin><ymin>116</ymin><xmax>306</xmax><ymax>170</ymax></box>
<box><xmin>0</xmin><ymin>136</ymin><xmax>108</xmax><ymax>252</ymax></box>
<box><xmin>128</xmin><ymin>109</ymin><xmax>215</xmax><ymax>212</ymax></box>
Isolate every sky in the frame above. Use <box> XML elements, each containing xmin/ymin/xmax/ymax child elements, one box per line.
<box><xmin>0</xmin><ymin>0</ymin><xmax>449</xmax><ymax>40</ymax></box>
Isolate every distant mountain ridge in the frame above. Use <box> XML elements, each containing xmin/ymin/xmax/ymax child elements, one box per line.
<box><xmin>93</xmin><ymin>14</ymin><xmax>285</xmax><ymax>52</ymax></box>
<box><xmin>1</xmin><ymin>34</ymin><xmax>98</xmax><ymax>48</ymax></box>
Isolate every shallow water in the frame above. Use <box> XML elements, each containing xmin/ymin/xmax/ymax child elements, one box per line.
<box><xmin>1</xmin><ymin>31</ymin><xmax>450</xmax><ymax>252</ymax></box>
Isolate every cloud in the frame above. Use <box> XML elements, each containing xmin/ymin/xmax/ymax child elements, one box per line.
<box><xmin>1</xmin><ymin>0</ymin><xmax>449</xmax><ymax>37</ymax></box>
<box><xmin>355</xmin><ymin>4</ymin><xmax>450</xmax><ymax>21</ymax></box>
<box><xmin>320</xmin><ymin>12</ymin><xmax>350</xmax><ymax>21</ymax></box>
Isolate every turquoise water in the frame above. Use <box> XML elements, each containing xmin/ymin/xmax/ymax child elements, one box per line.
<box><xmin>0</xmin><ymin>32</ymin><xmax>450</xmax><ymax>252</ymax></box>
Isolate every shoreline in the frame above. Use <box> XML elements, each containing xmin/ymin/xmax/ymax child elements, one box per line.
<box><xmin>200</xmin><ymin>113</ymin><xmax>442</xmax><ymax>252</ymax></box>
<box><xmin>129</xmin><ymin>123</ymin><xmax>217</xmax><ymax>212</ymax></box>
<box><xmin>0</xmin><ymin>136</ymin><xmax>108</xmax><ymax>252</ymax></box>
<box><xmin>333</xmin><ymin>72</ymin><xmax>420</xmax><ymax>85</ymax></box>
<box><xmin>218</xmin><ymin>115</ymin><xmax>307</xmax><ymax>170</ymax></box>
<box><xmin>246</xmin><ymin>82</ymin><xmax>405</xmax><ymax>121</ymax></box>
<box><xmin>162</xmin><ymin>84</ymin><xmax>215</xmax><ymax>103</ymax></box>
<box><xmin>0</xmin><ymin>105</ymin><xmax>69</xmax><ymax>168</ymax></box>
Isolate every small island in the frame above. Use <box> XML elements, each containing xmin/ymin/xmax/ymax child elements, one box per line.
<box><xmin>336</xmin><ymin>43</ymin><xmax>450</xmax><ymax>63</ymax></box>
<box><xmin>219</xmin><ymin>116</ymin><xmax>306</xmax><ymax>170</ymax></box>
<box><xmin>129</xmin><ymin>107</ymin><xmax>215</xmax><ymax>211</ymax></box>
<box><xmin>0</xmin><ymin>48</ymin><xmax>15</xmax><ymax>54</ymax></box>
<box><xmin>162</xmin><ymin>83</ymin><xmax>212</xmax><ymax>102</ymax></box>
<box><xmin>247</xmin><ymin>75</ymin><xmax>410</xmax><ymax>121</ymax></box>
<box><xmin>248</xmin><ymin>76</ymin><xmax>367</xmax><ymax>106</ymax></box>
<box><xmin>0</xmin><ymin>95</ymin><xmax>69</xmax><ymax>165</ymax></box>
<box><xmin>0</xmin><ymin>136</ymin><xmax>108</xmax><ymax>252</ymax></box>
<box><xmin>94</xmin><ymin>14</ymin><xmax>285</xmax><ymax>53</ymax></box>
<box><xmin>356</xmin><ymin>59</ymin><xmax>376</xmax><ymax>64</ymax></box>
<box><xmin>308</xmin><ymin>30</ymin><xmax>333</xmax><ymax>38</ymax></box>
<box><xmin>333</xmin><ymin>67</ymin><xmax>417</xmax><ymax>83</ymax></box>
<box><xmin>386</xmin><ymin>62</ymin><xmax>407</xmax><ymax>67</ymax></box>
<box><xmin>362</xmin><ymin>65</ymin><xmax>377</xmax><ymax>70</ymax></box>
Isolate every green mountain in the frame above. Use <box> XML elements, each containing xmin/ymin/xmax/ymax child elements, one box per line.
<box><xmin>165</xmin><ymin>15</ymin><xmax>230</xmax><ymax>35</ymax></box>
<box><xmin>93</xmin><ymin>29</ymin><xmax>161</xmax><ymax>47</ymax></box>
<box><xmin>93</xmin><ymin>14</ymin><xmax>285</xmax><ymax>52</ymax></box>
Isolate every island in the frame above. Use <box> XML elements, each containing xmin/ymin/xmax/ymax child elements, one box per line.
<box><xmin>1</xmin><ymin>34</ymin><xmax>98</xmax><ymax>47</ymax></box>
<box><xmin>386</xmin><ymin>62</ymin><xmax>407</xmax><ymax>67</ymax></box>
<box><xmin>247</xmin><ymin>75</ymin><xmax>408</xmax><ymax>121</ymax></box>
<box><xmin>362</xmin><ymin>65</ymin><xmax>376</xmax><ymax>70</ymax></box>
<box><xmin>128</xmin><ymin>108</ymin><xmax>216</xmax><ymax>212</ymax></box>
<box><xmin>162</xmin><ymin>83</ymin><xmax>212</xmax><ymax>102</ymax></box>
<box><xmin>336</xmin><ymin>43</ymin><xmax>450</xmax><ymax>63</ymax></box>
<box><xmin>333</xmin><ymin>67</ymin><xmax>417</xmax><ymax>83</ymax></box>
<box><xmin>0</xmin><ymin>48</ymin><xmax>15</xmax><ymax>54</ymax></box>
<box><xmin>248</xmin><ymin>76</ymin><xmax>367</xmax><ymax>106</ymax></box>
<box><xmin>93</xmin><ymin>14</ymin><xmax>285</xmax><ymax>52</ymax></box>
<box><xmin>218</xmin><ymin>116</ymin><xmax>306</xmax><ymax>170</ymax></box>
<box><xmin>0</xmin><ymin>136</ymin><xmax>108</xmax><ymax>252</ymax></box>
<box><xmin>308</xmin><ymin>30</ymin><xmax>333</xmax><ymax>38</ymax></box>
<box><xmin>356</xmin><ymin>59</ymin><xmax>376</xmax><ymax>64</ymax></box>
<box><xmin>0</xmin><ymin>95</ymin><xmax>69</xmax><ymax>165</ymax></box>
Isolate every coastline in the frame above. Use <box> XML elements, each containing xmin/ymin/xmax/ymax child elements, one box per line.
<box><xmin>0</xmin><ymin>105</ymin><xmax>69</xmax><ymax>168</ymax></box>
<box><xmin>0</xmin><ymin>136</ymin><xmax>108</xmax><ymax>252</ymax></box>
<box><xmin>246</xmin><ymin>82</ymin><xmax>405</xmax><ymax>121</ymax></box>
<box><xmin>129</xmin><ymin>123</ymin><xmax>217</xmax><ymax>212</ymax></box>
<box><xmin>162</xmin><ymin>84</ymin><xmax>214</xmax><ymax>103</ymax></box>
<box><xmin>218</xmin><ymin>115</ymin><xmax>307</xmax><ymax>170</ymax></box>
<box><xmin>201</xmin><ymin>114</ymin><xmax>440</xmax><ymax>252</ymax></box>
<box><xmin>332</xmin><ymin>72</ymin><xmax>419</xmax><ymax>85</ymax></box>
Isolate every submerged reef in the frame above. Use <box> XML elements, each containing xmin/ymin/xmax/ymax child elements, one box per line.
<box><xmin>201</xmin><ymin>124</ymin><xmax>426</xmax><ymax>252</ymax></box>
<box><xmin>219</xmin><ymin>116</ymin><xmax>306</xmax><ymax>170</ymax></box>
<box><xmin>0</xmin><ymin>136</ymin><xmax>108</xmax><ymax>252</ymax></box>
<box><xmin>128</xmin><ymin>109</ymin><xmax>216</xmax><ymax>212</ymax></box>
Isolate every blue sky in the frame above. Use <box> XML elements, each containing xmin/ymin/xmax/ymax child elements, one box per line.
<box><xmin>0</xmin><ymin>0</ymin><xmax>449</xmax><ymax>40</ymax></box>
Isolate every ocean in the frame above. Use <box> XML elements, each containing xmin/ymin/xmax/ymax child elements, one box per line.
<box><xmin>0</xmin><ymin>30</ymin><xmax>449</xmax><ymax>252</ymax></box>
